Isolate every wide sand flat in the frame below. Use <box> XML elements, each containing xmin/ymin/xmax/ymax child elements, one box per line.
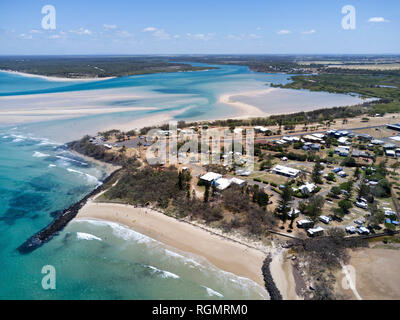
<box><xmin>337</xmin><ymin>248</ymin><xmax>400</xmax><ymax>300</ymax></box>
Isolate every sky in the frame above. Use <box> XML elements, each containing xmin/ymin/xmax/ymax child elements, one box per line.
<box><xmin>0</xmin><ymin>0</ymin><xmax>399</xmax><ymax>55</ymax></box>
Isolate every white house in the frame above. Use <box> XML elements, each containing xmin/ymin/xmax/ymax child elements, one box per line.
<box><xmin>386</xmin><ymin>150</ymin><xmax>396</xmax><ymax>157</ymax></box>
<box><xmin>230</xmin><ymin>178</ymin><xmax>246</xmax><ymax>187</ymax></box>
<box><xmin>272</xmin><ymin>165</ymin><xmax>300</xmax><ymax>178</ymax></box>
<box><xmin>215</xmin><ymin>178</ymin><xmax>231</xmax><ymax>191</ymax></box>
<box><xmin>307</xmin><ymin>227</ymin><xmax>324</xmax><ymax>237</ymax></box>
<box><xmin>299</xmin><ymin>182</ymin><xmax>317</xmax><ymax>195</ymax></box>
<box><xmin>200</xmin><ymin>172</ymin><xmax>222</xmax><ymax>183</ymax></box>
<box><xmin>297</xmin><ymin>219</ymin><xmax>314</xmax><ymax>229</ymax></box>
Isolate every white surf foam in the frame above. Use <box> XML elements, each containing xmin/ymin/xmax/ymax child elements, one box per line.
<box><xmin>77</xmin><ymin>219</ymin><xmax>153</xmax><ymax>244</ymax></box>
<box><xmin>33</xmin><ymin>151</ymin><xmax>50</xmax><ymax>158</ymax></box>
<box><xmin>57</xmin><ymin>155</ymin><xmax>88</xmax><ymax>166</ymax></box>
<box><xmin>66</xmin><ymin>168</ymin><xmax>100</xmax><ymax>185</ymax></box>
<box><xmin>201</xmin><ymin>286</ymin><xmax>224</xmax><ymax>298</ymax></box>
<box><xmin>76</xmin><ymin>232</ymin><xmax>102</xmax><ymax>241</ymax></box>
<box><xmin>148</xmin><ymin>266</ymin><xmax>180</xmax><ymax>279</ymax></box>
<box><xmin>164</xmin><ymin>249</ymin><xmax>202</xmax><ymax>267</ymax></box>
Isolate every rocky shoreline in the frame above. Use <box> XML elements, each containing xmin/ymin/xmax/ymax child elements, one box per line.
<box><xmin>262</xmin><ymin>255</ymin><xmax>283</xmax><ymax>300</ymax></box>
<box><xmin>17</xmin><ymin>168</ymin><xmax>122</xmax><ymax>254</ymax></box>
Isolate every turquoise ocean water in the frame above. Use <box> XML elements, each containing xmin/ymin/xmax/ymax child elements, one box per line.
<box><xmin>0</xmin><ymin>64</ymin><xmax>363</xmax><ymax>299</ymax></box>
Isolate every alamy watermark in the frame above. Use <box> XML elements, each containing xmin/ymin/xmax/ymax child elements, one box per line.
<box><xmin>342</xmin><ymin>5</ymin><xmax>356</xmax><ymax>30</ymax></box>
<box><xmin>41</xmin><ymin>265</ymin><xmax>56</xmax><ymax>290</ymax></box>
<box><xmin>145</xmin><ymin>122</ymin><xmax>255</xmax><ymax>171</ymax></box>
<box><xmin>41</xmin><ymin>5</ymin><xmax>56</xmax><ymax>30</ymax></box>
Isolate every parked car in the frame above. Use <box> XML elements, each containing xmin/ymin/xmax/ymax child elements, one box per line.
<box><xmin>354</xmin><ymin>219</ymin><xmax>364</xmax><ymax>226</ymax></box>
<box><xmin>346</xmin><ymin>226</ymin><xmax>357</xmax><ymax>234</ymax></box>
<box><xmin>357</xmin><ymin>227</ymin><xmax>370</xmax><ymax>235</ymax></box>
<box><xmin>355</xmin><ymin>201</ymin><xmax>368</xmax><ymax>209</ymax></box>
<box><xmin>319</xmin><ymin>216</ymin><xmax>331</xmax><ymax>224</ymax></box>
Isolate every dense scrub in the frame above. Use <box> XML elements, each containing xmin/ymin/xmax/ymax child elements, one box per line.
<box><xmin>103</xmin><ymin>166</ymin><xmax>277</xmax><ymax>235</ymax></box>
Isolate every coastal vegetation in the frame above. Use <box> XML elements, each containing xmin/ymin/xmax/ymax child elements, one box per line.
<box><xmin>101</xmin><ymin>165</ymin><xmax>277</xmax><ymax>236</ymax></box>
<box><xmin>272</xmin><ymin>71</ymin><xmax>400</xmax><ymax>115</ymax></box>
<box><xmin>0</xmin><ymin>56</ymin><xmax>213</xmax><ymax>79</ymax></box>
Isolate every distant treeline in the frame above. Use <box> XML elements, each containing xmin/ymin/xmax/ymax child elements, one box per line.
<box><xmin>0</xmin><ymin>56</ymin><xmax>213</xmax><ymax>78</ymax></box>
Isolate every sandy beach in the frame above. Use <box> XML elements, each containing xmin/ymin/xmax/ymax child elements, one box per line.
<box><xmin>219</xmin><ymin>90</ymin><xmax>269</xmax><ymax>118</ymax></box>
<box><xmin>76</xmin><ymin>202</ymin><xmax>268</xmax><ymax>290</ymax></box>
<box><xmin>0</xmin><ymin>70</ymin><xmax>115</xmax><ymax>82</ymax></box>
<box><xmin>75</xmin><ymin>200</ymin><xmax>302</xmax><ymax>299</ymax></box>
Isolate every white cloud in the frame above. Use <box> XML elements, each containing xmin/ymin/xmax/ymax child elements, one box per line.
<box><xmin>103</xmin><ymin>24</ymin><xmax>117</xmax><ymax>30</ymax></box>
<box><xmin>142</xmin><ymin>27</ymin><xmax>171</xmax><ymax>40</ymax></box>
<box><xmin>69</xmin><ymin>27</ymin><xmax>92</xmax><ymax>35</ymax></box>
<box><xmin>143</xmin><ymin>27</ymin><xmax>157</xmax><ymax>32</ymax></box>
<box><xmin>29</xmin><ymin>29</ymin><xmax>42</xmax><ymax>34</ymax></box>
<box><xmin>186</xmin><ymin>33</ymin><xmax>216</xmax><ymax>41</ymax></box>
<box><xmin>368</xmin><ymin>17</ymin><xmax>389</xmax><ymax>23</ymax></box>
<box><xmin>277</xmin><ymin>29</ymin><xmax>291</xmax><ymax>35</ymax></box>
<box><xmin>302</xmin><ymin>29</ymin><xmax>316</xmax><ymax>34</ymax></box>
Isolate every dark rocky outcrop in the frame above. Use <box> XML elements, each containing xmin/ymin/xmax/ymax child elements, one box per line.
<box><xmin>262</xmin><ymin>255</ymin><xmax>283</xmax><ymax>300</ymax></box>
<box><xmin>17</xmin><ymin>168</ymin><xmax>122</xmax><ymax>254</ymax></box>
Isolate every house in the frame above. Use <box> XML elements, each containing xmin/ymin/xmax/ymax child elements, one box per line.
<box><xmin>200</xmin><ymin>172</ymin><xmax>222</xmax><ymax>183</ymax></box>
<box><xmin>254</xmin><ymin>126</ymin><xmax>270</xmax><ymax>134</ymax></box>
<box><xmin>214</xmin><ymin>178</ymin><xmax>231</xmax><ymax>191</ymax></box>
<box><xmin>357</xmin><ymin>134</ymin><xmax>373</xmax><ymax>142</ymax></box>
<box><xmin>387</xmin><ymin>123</ymin><xmax>400</xmax><ymax>132</ymax></box>
<box><xmin>371</xmin><ymin>139</ymin><xmax>384</xmax><ymax>145</ymax></box>
<box><xmin>335</xmin><ymin>147</ymin><xmax>349</xmax><ymax>157</ymax></box>
<box><xmin>386</xmin><ymin>150</ymin><xmax>396</xmax><ymax>157</ymax></box>
<box><xmin>327</xmin><ymin>129</ymin><xmax>338</xmax><ymax>136</ymax></box>
<box><xmin>384</xmin><ymin>210</ymin><xmax>397</xmax><ymax>217</ymax></box>
<box><xmin>311</xmin><ymin>143</ymin><xmax>321</xmax><ymax>151</ymax></box>
<box><xmin>337</xmin><ymin>137</ymin><xmax>349</xmax><ymax>145</ymax></box>
<box><xmin>297</xmin><ymin>219</ymin><xmax>314</xmax><ymax>229</ymax></box>
<box><xmin>384</xmin><ymin>143</ymin><xmax>396</xmax><ymax>150</ymax></box>
<box><xmin>235</xmin><ymin>169</ymin><xmax>252</xmax><ymax>176</ymax></box>
<box><xmin>312</xmin><ymin>133</ymin><xmax>325</xmax><ymax>139</ymax></box>
<box><xmin>230</xmin><ymin>178</ymin><xmax>246</xmax><ymax>187</ymax></box>
<box><xmin>272</xmin><ymin>165</ymin><xmax>300</xmax><ymax>178</ymax></box>
<box><xmin>336</xmin><ymin>130</ymin><xmax>350</xmax><ymax>137</ymax></box>
<box><xmin>303</xmin><ymin>135</ymin><xmax>323</xmax><ymax>143</ymax></box>
<box><xmin>352</xmin><ymin>149</ymin><xmax>370</xmax><ymax>158</ymax></box>
<box><xmin>299</xmin><ymin>182</ymin><xmax>317</xmax><ymax>195</ymax></box>
<box><xmin>307</xmin><ymin>227</ymin><xmax>324</xmax><ymax>237</ymax></box>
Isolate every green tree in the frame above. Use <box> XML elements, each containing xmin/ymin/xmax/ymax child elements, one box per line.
<box><xmin>312</xmin><ymin>162</ymin><xmax>324</xmax><ymax>184</ymax></box>
<box><xmin>357</xmin><ymin>179</ymin><xmax>370</xmax><ymax>199</ymax></box>
<box><xmin>299</xmin><ymin>195</ymin><xmax>324</xmax><ymax>223</ymax></box>
<box><xmin>204</xmin><ymin>184</ymin><xmax>210</xmax><ymax>203</ymax></box>
<box><xmin>276</xmin><ymin>183</ymin><xmax>293</xmax><ymax>225</ymax></box>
